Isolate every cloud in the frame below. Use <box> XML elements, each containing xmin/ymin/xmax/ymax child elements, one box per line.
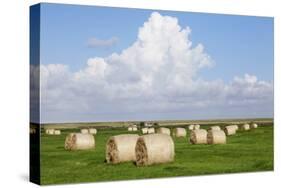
<box><xmin>225</xmin><ymin>74</ymin><xmax>273</xmax><ymax>106</ymax></box>
<box><xmin>37</xmin><ymin>12</ymin><xmax>273</xmax><ymax>123</ymax></box>
<box><xmin>87</xmin><ymin>37</ymin><xmax>119</xmax><ymax>48</ymax></box>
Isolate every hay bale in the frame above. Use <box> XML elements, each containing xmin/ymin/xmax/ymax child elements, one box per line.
<box><xmin>172</xmin><ymin>128</ymin><xmax>186</xmax><ymax>137</ymax></box>
<box><xmin>49</xmin><ymin>129</ymin><xmax>55</xmax><ymax>134</ymax></box>
<box><xmin>250</xmin><ymin>123</ymin><xmax>258</xmax><ymax>129</ymax></box>
<box><xmin>81</xmin><ymin>129</ymin><xmax>89</xmax><ymax>134</ymax></box>
<box><xmin>207</xmin><ymin>130</ymin><xmax>226</xmax><ymax>144</ymax></box>
<box><xmin>128</xmin><ymin>126</ymin><xmax>138</xmax><ymax>131</ymax></box>
<box><xmin>147</xmin><ymin>128</ymin><xmax>155</xmax><ymax>134</ymax></box>
<box><xmin>106</xmin><ymin>134</ymin><xmax>139</xmax><ymax>164</ymax></box>
<box><xmin>46</xmin><ymin>129</ymin><xmax>55</xmax><ymax>135</ymax></box>
<box><xmin>208</xmin><ymin>126</ymin><xmax>221</xmax><ymax>131</ymax></box>
<box><xmin>190</xmin><ymin>129</ymin><xmax>207</xmax><ymax>144</ymax></box>
<box><xmin>156</xmin><ymin>127</ymin><xmax>170</xmax><ymax>135</ymax></box>
<box><xmin>135</xmin><ymin>134</ymin><xmax>175</xmax><ymax>166</ymax></box>
<box><xmin>226</xmin><ymin>125</ymin><xmax>239</xmax><ymax>131</ymax></box>
<box><xmin>89</xmin><ymin>128</ymin><xmax>97</xmax><ymax>134</ymax></box>
<box><xmin>240</xmin><ymin>123</ymin><xmax>250</xmax><ymax>131</ymax></box>
<box><xmin>224</xmin><ymin>126</ymin><xmax>236</xmax><ymax>136</ymax></box>
<box><xmin>194</xmin><ymin>124</ymin><xmax>200</xmax><ymax>130</ymax></box>
<box><xmin>229</xmin><ymin>125</ymin><xmax>239</xmax><ymax>131</ymax></box>
<box><xmin>142</xmin><ymin>128</ymin><xmax>148</xmax><ymax>134</ymax></box>
<box><xmin>188</xmin><ymin>124</ymin><xmax>195</xmax><ymax>130</ymax></box>
<box><xmin>54</xmin><ymin>130</ymin><xmax>61</xmax><ymax>135</ymax></box>
<box><xmin>65</xmin><ymin>133</ymin><xmax>95</xmax><ymax>150</ymax></box>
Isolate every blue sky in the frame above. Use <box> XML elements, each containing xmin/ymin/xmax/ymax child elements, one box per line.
<box><xmin>37</xmin><ymin>3</ymin><xmax>274</xmax><ymax>123</ymax></box>
<box><xmin>41</xmin><ymin>3</ymin><xmax>273</xmax><ymax>82</ymax></box>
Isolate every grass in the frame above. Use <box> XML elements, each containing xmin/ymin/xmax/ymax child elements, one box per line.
<box><xmin>40</xmin><ymin>124</ymin><xmax>273</xmax><ymax>185</ymax></box>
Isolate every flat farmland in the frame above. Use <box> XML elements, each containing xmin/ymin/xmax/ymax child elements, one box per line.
<box><xmin>39</xmin><ymin>120</ymin><xmax>273</xmax><ymax>185</ymax></box>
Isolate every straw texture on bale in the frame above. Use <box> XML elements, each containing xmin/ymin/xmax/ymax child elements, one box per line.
<box><xmin>147</xmin><ymin>128</ymin><xmax>155</xmax><ymax>134</ymax></box>
<box><xmin>250</xmin><ymin>123</ymin><xmax>258</xmax><ymax>129</ymax></box>
<box><xmin>190</xmin><ymin>129</ymin><xmax>207</xmax><ymax>144</ymax></box>
<box><xmin>89</xmin><ymin>128</ymin><xmax>97</xmax><ymax>134</ymax></box>
<box><xmin>142</xmin><ymin>128</ymin><xmax>148</xmax><ymax>134</ymax></box>
<box><xmin>240</xmin><ymin>124</ymin><xmax>250</xmax><ymax>131</ymax></box>
<box><xmin>224</xmin><ymin>126</ymin><xmax>236</xmax><ymax>136</ymax></box>
<box><xmin>194</xmin><ymin>124</ymin><xmax>200</xmax><ymax>130</ymax></box>
<box><xmin>81</xmin><ymin>129</ymin><xmax>89</xmax><ymax>134</ymax></box>
<box><xmin>135</xmin><ymin>134</ymin><xmax>175</xmax><ymax>166</ymax></box>
<box><xmin>208</xmin><ymin>126</ymin><xmax>221</xmax><ymax>131</ymax></box>
<box><xmin>106</xmin><ymin>134</ymin><xmax>139</xmax><ymax>164</ymax></box>
<box><xmin>54</xmin><ymin>130</ymin><xmax>61</xmax><ymax>135</ymax></box>
<box><xmin>207</xmin><ymin>130</ymin><xmax>226</xmax><ymax>144</ymax></box>
<box><xmin>132</xmin><ymin>127</ymin><xmax>138</xmax><ymax>131</ymax></box>
<box><xmin>188</xmin><ymin>125</ymin><xmax>194</xmax><ymax>130</ymax></box>
<box><xmin>173</xmin><ymin>128</ymin><xmax>187</xmax><ymax>137</ymax></box>
<box><xmin>156</xmin><ymin>127</ymin><xmax>170</xmax><ymax>135</ymax></box>
<box><xmin>128</xmin><ymin>127</ymin><xmax>133</xmax><ymax>131</ymax></box>
<box><xmin>65</xmin><ymin>133</ymin><xmax>95</xmax><ymax>150</ymax></box>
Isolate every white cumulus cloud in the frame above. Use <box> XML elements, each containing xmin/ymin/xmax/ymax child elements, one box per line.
<box><xmin>35</xmin><ymin>12</ymin><xmax>273</xmax><ymax>123</ymax></box>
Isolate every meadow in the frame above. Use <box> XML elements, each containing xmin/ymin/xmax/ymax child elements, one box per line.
<box><xmin>40</xmin><ymin>122</ymin><xmax>273</xmax><ymax>185</ymax></box>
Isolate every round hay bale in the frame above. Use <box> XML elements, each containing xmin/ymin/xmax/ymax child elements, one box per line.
<box><xmin>135</xmin><ymin>134</ymin><xmax>175</xmax><ymax>166</ymax></box>
<box><xmin>194</xmin><ymin>124</ymin><xmax>200</xmax><ymax>130</ymax></box>
<box><xmin>224</xmin><ymin>126</ymin><xmax>236</xmax><ymax>136</ymax></box>
<box><xmin>65</xmin><ymin>133</ymin><xmax>95</xmax><ymax>150</ymax></box>
<box><xmin>250</xmin><ymin>123</ymin><xmax>258</xmax><ymax>129</ymax></box>
<box><xmin>188</xmin><ymin>124</ymin><xmax>194</xmax><ymax>130</ymax></box>
<box><xmin>230</xmin><ymin>125</ymin><xmax>239</xmax><ymax>131</ymax></box>
<box><xmin>132</xmin><ymin>127</ymin><xmax>138</xmax><ymax>131</ymax></box>
<box><xmin>81</xmin><ymin>129</ymin><xmax>89</xmax><ymax>134</ymax></box>
<box><xmin>207</xmin><ymin>130</ymin><xmax>226</xmax><ymax>144</ymax></box>
<box><xmin>46</xmin><ymin>129</ymin><xmax>55</xmax><ymax>135</ymax></box>
<box><xmin>189</xmin><ymin>129</ymin><xmax>207</xmax><ymax>144</ymax></box>
<box><xmin>240</xmin><ymin>124</ymin><xmax>250</xmax><ymax>131</ymax></box>
<box><xmin>128</xmin><ymin>127</ymin><xmax>133</xmax><ymax>131</ymax></box>
<box><xmin>156</xmin><ymin>127</ymin><xmax>170</xmax><ymax>135</ymax></box>
<box><xmin>49</xmin><ymin>129</ymin><xmax>55</xmax><ymax>135</ymax></box>
<box><xmin>54</xmin><ymin>130</ymin><xmax>61</xmax><ymax>135</ymax></box>
<box><xmin>142</xmin><ymin>128</ymin><xmax>148</xmax><ymax>134</ymax></box>
<box><xmin>89</xmin><ymin>128</ymin><xmax>97</xmax><ymax>134</ymax></box>
<box><xmin>172</xmin><ymin>128</ymin><xmax>187</xmax><ymax>137</ymax></box>
<box><xmin>147</xmin><ymin>128</ymin><xmax>155</xmax><ymax>134</ymax></box>
<box><xmin>208</xmin><ymin>126</ymin><xmax>221</xmax><ymax>131</ymax></box>
<box><xmin>106</xmin><ymin>134</ymin><xmax>139</xmax><ymax>164</ymax></box>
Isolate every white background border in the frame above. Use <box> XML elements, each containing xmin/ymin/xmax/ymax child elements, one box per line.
<box><xmin>0</xmin><ymin>0</ymin><xmax>279</xmax><ymax>187</ymax></box>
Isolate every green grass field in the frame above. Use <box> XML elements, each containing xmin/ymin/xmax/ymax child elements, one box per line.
<box><xmin>40</xmin><ymin>124</ymin><xmax>273</xmax><ymax>185</ymax></box>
